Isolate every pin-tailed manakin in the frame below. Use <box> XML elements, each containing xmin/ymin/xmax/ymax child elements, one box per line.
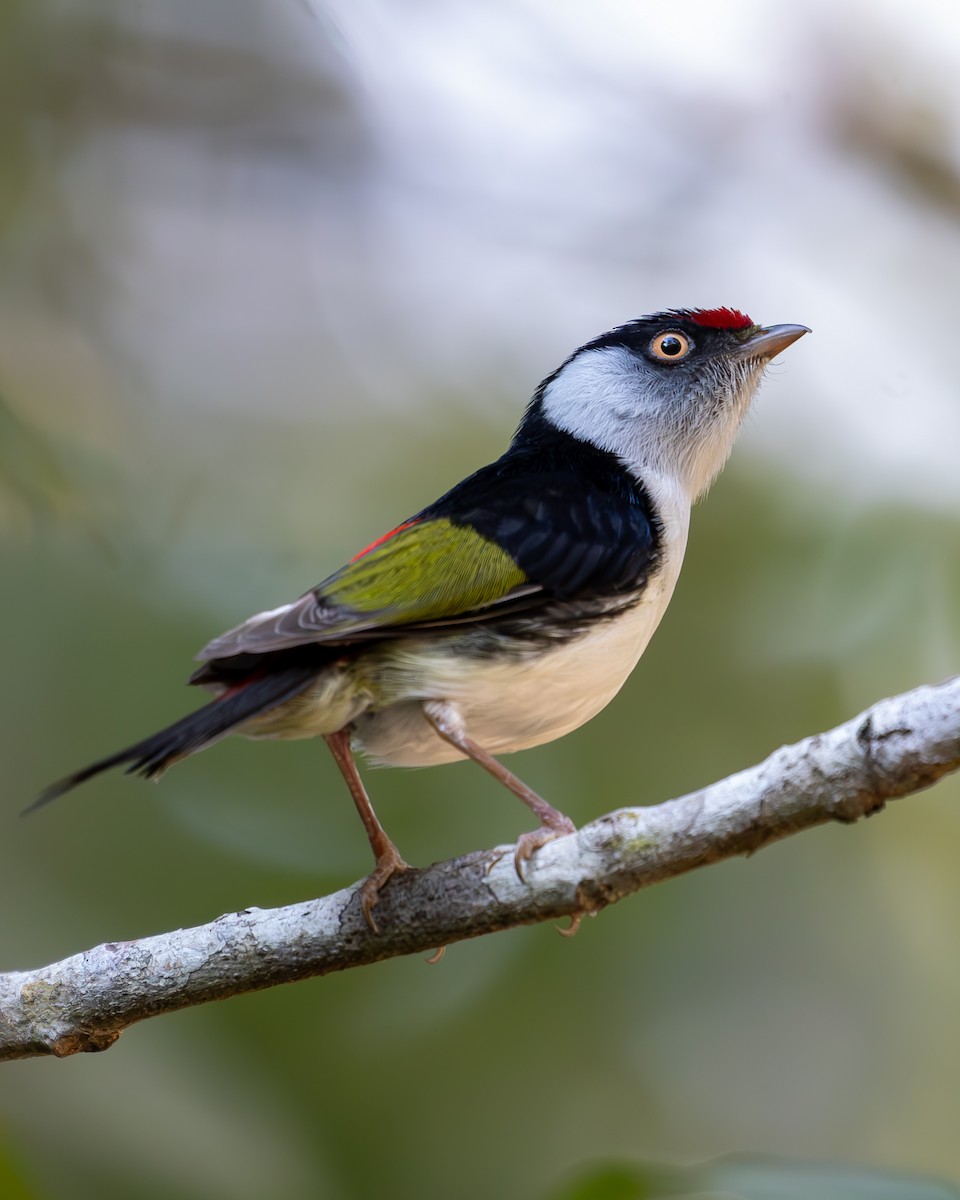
<box><xmin>33</xmin><ymin>308</ymin><xmax>808</xmax><ymax>929</ymax></box>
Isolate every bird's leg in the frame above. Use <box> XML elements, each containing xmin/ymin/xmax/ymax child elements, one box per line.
<box><xmin>323</xmin><ymin>729</ymin><xmax>408</xmax><ymax>933</ymax></box>
<box><xmin>422</xmin><ymin>699</ymin><xmax>576</xmax><ymax>880</ymax></box>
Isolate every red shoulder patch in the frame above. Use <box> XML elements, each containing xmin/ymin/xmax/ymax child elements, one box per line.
<box><xmin>688</xmin><ymin>308</ymin><xmax>753</xmax><ymax>330</ymax></box>
<box><xmin>351</xmin><ymin>519</ymin><xmax>420</xmax><ymax>562</ymax></box>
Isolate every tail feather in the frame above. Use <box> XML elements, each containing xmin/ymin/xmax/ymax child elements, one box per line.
<box><xmin>26</xmin><ymin>664</ymin><xmax>321</xmax><ymax>815</ymax></box>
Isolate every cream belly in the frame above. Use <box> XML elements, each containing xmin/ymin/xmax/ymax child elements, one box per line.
<box><xmin>351</xmin><ymin>562</ymin><xmax>680</xmax><ymax>767</ymax></box>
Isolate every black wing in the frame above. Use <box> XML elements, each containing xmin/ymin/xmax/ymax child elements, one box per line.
<box><xmin>192</xmin><ymin>428</ymin><xmax>662</xmax><ymax>683</ymax></box>
<box><xmin>424</xmin><ymin>431</ymin><xmax>662</xmax><ymax>599</ymax></box>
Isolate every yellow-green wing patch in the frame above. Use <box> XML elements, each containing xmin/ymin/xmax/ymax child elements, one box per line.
<box><xmin>325</xmin><ymin>518</ymin><xmax>526</xmax><ymax>623</ymax></box>
<box><xmin>197</xmin><ymin>517</ymin><xmax>529</xmax><ymax>660</ymax></box>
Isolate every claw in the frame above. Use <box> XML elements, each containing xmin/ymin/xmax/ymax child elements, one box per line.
<box><xmin>424</xmin><ymin>946</ymin><xmax>446</xmax><ymax>964</ymax></box>
<box><xmin>556</xmin><ymin>913</ymin><xmax>583</xmax><ymax>938</ymax></box>
<box><xmin>359</xmin><ymin>846</ymin><xmax>409</xmax><ymax>933</ymax></box>
<box><xmin>485</xmin><ymin>847</ymin><xmax>508</xmax><ymax>876</ymax></box>
<box><xmin>513</xmin><ymin>816</ymin><xmax>577</xmax><ymax>881</ymax></box>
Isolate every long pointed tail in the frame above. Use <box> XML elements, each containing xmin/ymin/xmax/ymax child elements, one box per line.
<box><xmin>27</xmin><ymin>664</ymin><xmax>321</xmax><ymax>814</ymax></box>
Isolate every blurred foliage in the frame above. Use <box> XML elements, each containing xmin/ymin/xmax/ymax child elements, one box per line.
<box><xmin>550</xmin><ymin>1156</ymin><xmax>960</xmax><ymax>1200</ymax></box>
<box><xmin>0</xmin><ymin>1139</ymin><xmax>40</xmax><ymax>1200</ymax></box>
<box><xmin>0</xmin><ymin>391</ymin><xmax>86</xmax><ymax>533</ymax></box>
<box><xmin>0</xmin><ymin>1</ymin><xmax>37</xmax><ymax>234</ymax></box>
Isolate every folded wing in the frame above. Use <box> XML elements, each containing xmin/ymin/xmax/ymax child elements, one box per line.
<box><xmin>197</xmin><ymin>517</ymin><xmax>532</xmax><ymax>661</ymax></box>
<box><xmin>197</xmin><ymin>453</ymin><xmax>660</xmax><ymax>665</ymax></box>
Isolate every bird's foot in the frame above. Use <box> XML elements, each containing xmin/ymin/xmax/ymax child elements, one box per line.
<box><xmin>513</xmin><ymin>812</ymin><xmax>576</xmax><ymax>881</ymax></box>
<box><xmin>359</xmin><ymin>844</ymin><xmax>409</xmax><ymax>934</ymax></box>
<box><xmin>557</xmin><ymin>912</ymin><xmax>584</xmax><ymax>938</ymax></box>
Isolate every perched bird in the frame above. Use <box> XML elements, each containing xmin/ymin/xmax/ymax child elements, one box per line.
<box><xmin>34</xmin><ymin>308</ymin><xmax>808</xmax><ymax>928</ymax></box>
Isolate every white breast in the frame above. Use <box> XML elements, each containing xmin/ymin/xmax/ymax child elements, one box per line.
<box><xmin>354</xmin><ymin>477</ymin><xmax>690</xmax><ymax>768</ymax></box>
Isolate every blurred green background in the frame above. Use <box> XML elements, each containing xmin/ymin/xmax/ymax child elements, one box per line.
<box><xmin>2</xmin><ymin>1</ymin><xmax>959</xmax><ymax>1198</ymax></box>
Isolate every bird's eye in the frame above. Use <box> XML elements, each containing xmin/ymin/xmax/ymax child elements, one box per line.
<box><xmin>649</xmin><ymin>331</ymin><xmax>691</xmax><ymax>362</ymax></box>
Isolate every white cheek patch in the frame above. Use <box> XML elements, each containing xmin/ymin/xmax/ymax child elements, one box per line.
<box><xmin>541</xmin><ymin>344</ymin><xmax>768</xmax><ymax>503</ymax></box>
<box><xmin>541</xmin><ymin>346</ymin><xmax>649</xmax><ymax>454</ymax></box>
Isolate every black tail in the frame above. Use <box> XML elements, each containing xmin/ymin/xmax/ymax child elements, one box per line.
<box><xmin>26</xmin><ymin>664</ymin><xmax>321</xmax><ymax>815</ymax></box>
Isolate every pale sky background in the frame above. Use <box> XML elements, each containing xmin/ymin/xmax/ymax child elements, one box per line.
<box><xmin>5</xmin><ymin>0</ymin><xmax>960</xmax><ymax>510</ymax></box>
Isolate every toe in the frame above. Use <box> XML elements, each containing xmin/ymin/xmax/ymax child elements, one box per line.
<box><xmin>513</xmin><ymin>821</ymin><xmax>576</xmax><ymax>881</ymax></box>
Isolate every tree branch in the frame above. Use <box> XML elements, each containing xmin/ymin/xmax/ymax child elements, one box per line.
<box><xmin>3</xmin><ymin>678</ymin><xmax>958</xmax><ymax>1062</ymax></box>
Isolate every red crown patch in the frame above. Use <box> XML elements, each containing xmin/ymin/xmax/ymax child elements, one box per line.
<box><xmin>687</xmin><ymin>308</ymin><xmax>753</xmax><ymax>330</ymax></box>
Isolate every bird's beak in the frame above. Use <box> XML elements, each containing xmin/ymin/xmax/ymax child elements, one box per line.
<box><xmin>737</xmin><ymin>323</ymin><xmax>810</xmax><ymax>360</ymax></box>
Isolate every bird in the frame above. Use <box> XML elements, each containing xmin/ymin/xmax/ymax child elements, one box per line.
<box><xmin>32</xmin><ymin>307</ymin><xmax>808</xmax><ymax>930</ymax></box>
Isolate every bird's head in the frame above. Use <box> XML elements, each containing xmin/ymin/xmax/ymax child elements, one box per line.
<box><xmin>517</xmin><ymin>308</ymin><xmax>808</xmax><ymax>501</ymax></box>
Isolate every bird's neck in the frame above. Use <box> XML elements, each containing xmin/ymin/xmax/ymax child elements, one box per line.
<box><xmin>509</xmin><ymin>405</ymin><xmax>656</xmax><ymax>509</ymax></box>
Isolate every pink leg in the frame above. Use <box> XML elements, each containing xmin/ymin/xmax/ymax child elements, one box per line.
<box><xmin>422</xmin><ymin>699</ymin><xmax>575</xmax><ymax>878</ymax></box>
<box><xmin>324</xmin><ymin>729</ymin><xmax>407</xmax><ymax>932</ymax></box>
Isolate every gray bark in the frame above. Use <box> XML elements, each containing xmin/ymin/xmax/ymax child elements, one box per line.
<box><xmin>2</xmin><ymin>677</ymin><xmax>957</xmax><ymax>1062</ymax></box>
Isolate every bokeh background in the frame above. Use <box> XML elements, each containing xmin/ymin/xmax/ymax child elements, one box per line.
<box><xmin>2</xmin><ymin>1</ymin><xmax>959</xmax><ymax>1197</ymax></box>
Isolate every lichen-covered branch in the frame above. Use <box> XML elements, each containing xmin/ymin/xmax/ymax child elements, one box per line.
<box><xmin>2</xmin><ymin>677</ymin><xmax>958</xmax><ymax>1062</ymax></box>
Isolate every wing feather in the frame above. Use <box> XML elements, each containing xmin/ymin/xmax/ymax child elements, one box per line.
<box><xmin>198</xmin><ymin>517</ymin><xmax>528</xmax><ymax>661</ymax></box>
<box><xmin>197</xmin><ymin>447</ymin><xmax>661</xmax><ymax>665</ymax></box>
